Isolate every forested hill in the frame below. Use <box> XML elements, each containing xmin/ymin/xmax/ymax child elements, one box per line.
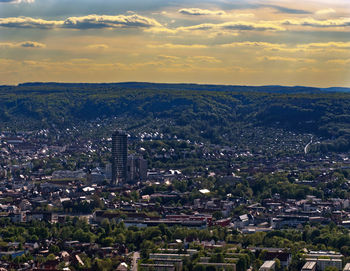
<box><xmin>1</xmin><ymin>82</ymin><xmax>350</xmax><ymax>152</ymax></box>
<box><xmin>15</xmin><ymin>82</ymin><xmax>324</xmax><ymax>94</ymax></box>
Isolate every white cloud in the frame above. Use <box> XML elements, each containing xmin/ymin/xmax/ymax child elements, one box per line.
<box><xmin>0</xmin><ymin>0</ymin><xmax>34</xmax><ymax>3</ymax></box>
<box><xmin>0</xmin><ymin>14</ymin><xmax>161</xmax><ymax>29</ymax></box>
<box><xmin>282</xmin><ymin>17</ymin><xmax>350</xmax><ymax>28</ymax></box>
<box><xmin>147</xmin><ymin>20</ymin><xmax>285</xmax><ymax>36</ymax></box>
<box><xmin>315</xmin><ymin>8</ymin><xmax>336</xmax><ymax>15</ymax></box>
<box><xmin>178</xmin><ymin>8</ymin><xmax>254</xmax><ymax>19</ymax></box>
<box><xmin>0</xmin><ymin>17</ymin><xmax>62</xmax><ymax>28</ymax></box>
<box><xmin>63</xmin><ymin>14</ymin><xmax>161</xmax><ymax>29</ymax></box>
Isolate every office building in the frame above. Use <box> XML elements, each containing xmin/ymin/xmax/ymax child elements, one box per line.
<box><xmin>127</xmin><ymin>155</ymin><xmax>147</xmax><ymax>183</ymax></box>
<box><xmin>111</xmin><ymin>130</ymin><xmax>127</xmax><ymax>185</ymax></box>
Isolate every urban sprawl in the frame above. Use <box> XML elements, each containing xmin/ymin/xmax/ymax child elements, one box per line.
<box><xmin>0</xmin><ymin>126</ymin><xmax>350</xmax><ymax>271</ymax></box>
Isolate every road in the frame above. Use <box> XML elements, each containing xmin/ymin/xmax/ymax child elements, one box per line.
<box><xmin>304</xmin><ymin>136</ymin><xmax>313</xmax><ymax>154</ymax></box>
<box><xmin>132</xmin><ymin>251</ymin><xmax>140</xmax><ymax>271</ymax></box>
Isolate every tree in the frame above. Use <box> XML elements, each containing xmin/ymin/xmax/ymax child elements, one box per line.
<box><xmin>49</xmin><ymin>245</ymin><xmax>60</xmax><ymax>254</ymax></box>
<box><xmin>46</xmin><ymin>253</ymin><xmax>56</xmax><ymax>261</ymax></box>
<box><xmin>193</xmin><ymin>265</ymin><xmax>206</xmax><ymax>271</ymax></box>
<box><xmin>115</xmin><ymin>233</ymin><xmax>126</xmax><ymax>244</ymax></box>
<box><xmin>209</xmin><ymin>253</ymin><xmax>224</xmax><ymax>263</ymax></box>
<box><xmin>324</xmin><ymin>267</ymin><xmax>338</xmax><ymax>271</ymax></box>
<box><xmin>101</xmin><ymin>237</ymin><xmax>114</xmax><ymax>247</ymax></box>
<box><xmin>213</xmin><ymin>211</ymin><xmax>223</xmax><ymax>220</ymax></box>
<box><xmin>275</xmin><ymin>258</ymin><xmax>282</xmax><ymax>271</ymax></box>
<box><xmin>94</xmin><ymin>258</ymin><xmax>113</xmax><ymax>271</ymax></box>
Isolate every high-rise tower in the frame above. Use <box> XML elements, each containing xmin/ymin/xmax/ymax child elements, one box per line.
<box><xmin>111</xmin><ymin>130</ymin><xmax>127</xmax><ymax>185</ymax></box>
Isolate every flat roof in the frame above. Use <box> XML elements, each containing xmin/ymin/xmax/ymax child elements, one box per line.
<box><xmin>344</xmin><ymin>263</ymin><xmax>350</xmax><ymax>271</ymax></box>
<box><xmin>197</xmin><ymin>263</ymin><xmax>236</xmax><ymax>267</ymax></box>
<box><xmin>302</xmin><ymin>261</ymin><xmax>316</xmax><ymax>270</ymax></box>
<box><xmin>305</xmin><ymin>258</ymin><xmax>342</xmax><ymax>262</ymax></box>
<box><xmin>260</xmin><ymin>261</ymin><xmax>276</xmax><ymax>269</ymax></box>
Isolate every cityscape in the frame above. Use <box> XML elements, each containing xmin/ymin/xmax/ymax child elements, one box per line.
<box><xmin>1</xmin><ymin>0</ymin><xmax>350</xmax><ymax>270</ymax></box>
<box><xmin>0</xmin><ymin>103</ymin><xmax>350</xmax><ymax>270</ymax></box>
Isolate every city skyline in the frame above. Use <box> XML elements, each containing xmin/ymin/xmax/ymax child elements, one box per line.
<box><xmin>0</xmin><ymin>0</ymin><xmax>350</xmax><ymax>87</ymax></box>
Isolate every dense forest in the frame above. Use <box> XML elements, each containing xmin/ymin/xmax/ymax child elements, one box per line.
<box><xmin>1</xmin><ymin>82</ymin><xmax>350</xmax><ymax>152</ymax></box>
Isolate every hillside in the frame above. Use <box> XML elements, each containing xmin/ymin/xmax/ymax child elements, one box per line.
<box><xmin>1</xmin><ymin>82</ymin><xmax>350</xmax><ymax>152</ymax></box>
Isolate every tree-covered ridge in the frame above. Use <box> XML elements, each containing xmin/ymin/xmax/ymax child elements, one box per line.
<box><xmin>1</xmin><ymin>83</ymin><xmax>350</xmax><ymax>152</ymax></box>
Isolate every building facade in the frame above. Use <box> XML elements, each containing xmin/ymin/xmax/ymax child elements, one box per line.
<box><xmin>111</xmin><ymin>130</ymin><xmax>127</xmax><ymax>185</ymax></box>
<box><xmin>127</xmin><ymin>155</ymin><xmax>147</xmax><ymax>183</ymax></box>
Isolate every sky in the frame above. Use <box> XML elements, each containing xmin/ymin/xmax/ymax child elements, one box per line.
<box><xmin>0</xmin><ymin>0</ymin><xmax>350</xmax><ymax>87</ymax></box>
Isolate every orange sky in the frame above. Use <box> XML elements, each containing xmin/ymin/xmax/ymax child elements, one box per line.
<box><xmin>0</xmin><ymin>0</ymin><xmax>350</xmax><ymax>87</ymax></box>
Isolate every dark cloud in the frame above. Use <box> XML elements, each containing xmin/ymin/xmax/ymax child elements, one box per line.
<box><xmin>218</xmin><ymin>2</ymin><xmax>311</xmax><ymax>15</ymax></box>
<box><xmin>264</xmin><ymin>5</ymin><xmax>311</xmax><ymax>14</ymax></box>
<box><xmin>20</xmin><ymin>41</ymin><xmax>45</xmax><ymax>48</ymax></box>
<box><xmin>178</xmin><ymin>8</ymin><xmax>225</xmax><ymax>16</ymax></box>
<box><xmin>223</xmin><ymin>24</ymin><xmax>277</xmax><ymax>31</ymax></box>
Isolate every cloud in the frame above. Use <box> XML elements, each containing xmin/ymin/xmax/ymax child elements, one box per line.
<box><xmin>221</xmin><ymin>41</ymin><xmax>287</xmax><ymax>50</ymax></box>
<box><xmin>154</xmin><ymin>40</ymin><xmax>350</xmax><ymax>53</ymax></box>
<box><xmin>156</xmin><ymin>55</ymin><xmax>181</xmax><ymax>62</ymax></box>
<box><xmin>327</xmin><ymin>58</ymin><xmax>350</xmax><ymax>65</ymax></box>
<box><xmin>282</xmin><ymin>18</ymin><xmax>350</xmax><ymax>28</ymax></box>
<box><xmin>220</xmin><ymin>41</ymin><xmax>304</xmax><ymax>54</ymax></box>
<box><xmin>150</xmin><ymin>41</ymin><xmax>350</xmax><ymax>54</ymax></box>
<box><xmin>221</xmin><ymin>22</ymin><xmax>283</xmax><ymax>31</ymax></box>
<box><xmin>148</xmin><ymin>43</ymin><xmax>208</xmax><ymax>49</ymax></box>
<box><xmin>187</xmin><ymin>56</ymin><xmax>221</xmax><ymax>63</ymax></box>
<box><xmin>20</xmin><ymin>41</ymin><xmax>46</xmax><ymax>48</ymax></box>
<box><xmin>0</xmin><ymin>17</ymin><xmax>62</xmax><ymax>29</ymax></box>
<box><xmin>297</xmin><ymin>42</ymin><xmax>350</xmax><ymax>49</ymax></box>
<box><xmin>0</xmin><ymin>0</ymin><xmax>34</xmax><ymax>3</ymax></box>
<box><xmin>0</xmin><ymin>14</ymin><xmax>283</xmax><ymax>35</ymax></box>
<box><xmin>315</xmin><ymin>8</ymin><xmax>336</xmax><ymax>15</ymax></box>
<box><xmin>263</xmin><ymin>5</ymin><xmax>311</xmax><ymax>14</ymax></box>
<box><xmin>178</xmin><ymin>8</ymin><xmax>226</xmax><ymax>16</ymax></box>
<box><xmin>258</xmin><ymin>56</ymin><xmax>315</xmax><ymax>63</ymax></box>
<box><xmin>154</xmin><ymin>55</ymin><xmax>221</xmax><ymax>65</ymax></box>
<box><xmin>62</xmin><ymin>14</ymin><xmax>161</xmax><ymax>29</ymax></box>
<box><xmin>220</xmin><ymin>41</ymin><xmax>350</xmax><ymax>53</ymax></box>
<box><xmin>4</xmin><ymin>13</ymin><xmax>348</xmax><ymax>36</ymax></box>
<box><xmin>0</xmin><ymin>41</ymin><xmax>46</xmax><ymax>48</ymax></box>
<box><xmin>86</xmin><ymin>44</ymin><xmax>109</xmax><ymax>49</ymax></box>
<box><xmin>0</xmin><ymin>14</ymin><xmax>161</xmax><ymax>29</ymax></box>
<box><xmin>146</xmin><ymin>18</ymin><xmax>285</xmax><ymax>36</ymax></box>
<box><xmin>177</xmin><ymin>8</ymin><xmax>254</xmax><ymax>20</ymax></box>
<box><xmin>70</xmin><ymin>58</ymin><xmax>92</xmax><ymax>63</ymax></box>
<box><xmin>166</xmin><ymin>21</ymin><xmax>285</xmax><ymax>35</ymax></box>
